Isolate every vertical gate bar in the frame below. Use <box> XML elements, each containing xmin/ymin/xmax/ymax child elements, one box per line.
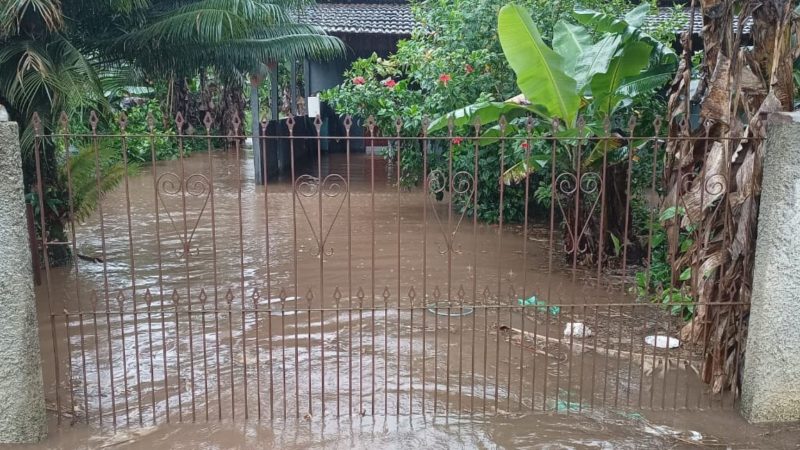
<box><xmin>638</xmin><ymin>304</ymin><xmax>648</xmax><ymax>409</ymax></box>
<box><xmin>566</xmin><ymin>305</ymin><xmax>576</xmax><ymax>414</ymax></box>
<box><xmin>119</xmin><ymin>114</ymin><xmax>144</xmax><ymax>425</ymax></box>
<box><xmin>60</xmin><ymin>113</ymin><xmax>90</xmax><ymax>422</ymax></box>
<box><xmin>602</xmin><ymin>304</ymin><xmax>612</xmax><ymax>409</ymax></box>
<box><xmin>146</xmin><ymin>291</ymin><xmax>155</xmax><ymax>423</ymax></box>
<box><xmin>546</xmin><ymin>120</ymin><xmax>558</xmax><ymax>306</ymax></box>
<box><xmin>470</xmin><ymin>120</ymin><xmax>480</xmax><ymax>414</ymax></box>
<box><xmin>620</xmin><ymin>116</ymin><xmax>637</xmax><ymax>294</ymax></box>
<box><xmin>314</xmin><ymin>116</ymin><xmax>325</xmax><ymax>417</ymax></box>
<box><xmin>543</xmin><ymin>303</ymin><xmax>553</xmax><ymax>410</ymax></box>
<box><xmin>91</xmin><ymin>294</ymin><xmax>103</xmax><ymax>424</ymax></box>
<box><xmin>345</xmin><ymin>117</ymin><xmax>353</xmax><ymax>417</ymax></box>
<box><xmin>596</xmin><ymin>120</ymin><xmax>609</xmax><ymax>289</ymax></box>
<box><xmin>445</xmin><ymin>122</ymin><xmax>454</xmax><ymax>416</ymax></box>
<box><xmin>225</xmin><ymin>289</ymin><xmax>234</xmax><ymax>419</ymax></box>
<box><xmin>695</xmin><ymin>124</ymin><xmax>713</xmax><ymax>409</ymax></box>
<box><xmin>554</xmin><ymin>298</ymin><xmax>562</xmax><ymax>411</ymax></box>
<box><xmin>530</xmin><ymin>300</ymin><xmax>539</xmax><ymax>411</ymax></box>
<box><xmin>149</xmin><ymin>114</ymin><xmax>169</xmax><ymax>423</ymax></box>
<box><xmin>260</xmin><ymin>119</ymin><xmax>271</xmax><ymax>421</ymax></box>
<box><xmin>517</xmin><ymin>120</ymin><xmax>532</xmax><ymax>410</ymax></box>
<box><xmin>203</xmin><ymin>114</ymin><xmax>222</xmax><ymax>422</ymax></box>
<box><xmin>577</xmin><ymin>304</ymin><xmax>587</xmax><ymax>412</ymax></box>
<box><xmin>421</xmin><ymin>123</ymin><xmax>429</xmax><ymax>416</ymax></box>
<box><xmin>641</xmin><ymin>122</ymin><xmax>661</xmax><ymax>410</ymax></box>
<box><xmin>201</xmin><ymin>292</ymin><xmax>209</xmax><ymax>421</ymax></box>
<box><xmin>662</xmin><ymin>310</ymin><xmax>673</xmax><ymax>410</ymax></box>
<box><xmin>173</xmin><ymin>290</ymin><xmax>183</xmax><ymax>422</ymax></box>
<box><xmin>32</xmin><ymin>117</ymin><xmax>62</xmax><ymax>424</ymax></box>
<box><xmin>368</xmin><ymin>117</ymin><xmax>376</xmax><ymax>416</ymax></box>
<box><xmin>494</xmin><ymin>119</ymin><xmax>507</xmax><ymax>414</ymax></box>
<box><xmin>117</xmin><ymin>294</ymin><xmax>131</xmax><ymax>424</ymax></box>
<box><xmin>649</xmin><ymin>305</ymin><xmax>659</xmax><ymax>408</ymax></box>
<box><xmin>289</xmin><ymin>117</ymin><xmax>301</xmax><ymax>419</ymax></box>
<box><xmin>589</xmin><ymin>305</ymin><xmax>600</xmax><ymax>411</ymax></box>
<box><xmin>234</xmin><ymin>120</ymin><xmax>249</xmax><ymax>420</ymax></box>
<box><xmin>571</xmin><ymin>122</ymin><xmax>582</xmax><ymax>284</ymax></box>
<box><xmin>88</xmin><ymin>112</ymin><xmax>117</xmax><ymax>428</ymax></box>
<box><xmin>626</xmin><ymin>304</ymin><xmax>636</xmax><ymax>407</ymax></box>
<box><xmin>395</xmin><ymin>119</ymin><xmax>402</xmax><ymax>416</ymax></box>
<box><xmin>408</xmin><ymin>132</ymin><xmax>416</xmax><ymax>417</ymax></box>
<box><xmin>175</xmin><ymin>114</ymin><xmax>195</xmax><ymax>423</ymax></box>
<box><xmin>614</xmin><ymin>304</ymin><xmax>625</xmax><ymax>408</ymax></box>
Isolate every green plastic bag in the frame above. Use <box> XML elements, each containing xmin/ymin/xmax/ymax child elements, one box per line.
<box><xmin>517</xmin><ymin>295</ymin><xmax>560</xmax><ymax>315</ymax></box>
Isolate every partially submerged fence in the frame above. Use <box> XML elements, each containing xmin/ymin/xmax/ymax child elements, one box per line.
<box><xmin>27</xmin><ymin>110</ymin><xmax>751</xmax><ymax>427</ymax></box>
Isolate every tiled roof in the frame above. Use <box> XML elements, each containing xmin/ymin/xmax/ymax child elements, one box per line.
<box><xmin>299</xmin><ymin>3</ymin><xmax>415</xmax><ymax>35</ymax></box>
<box><xmin>645</xmin><ymin>8</ymin><xmax>753</xmax><ymax>35</ymax></box>
<box><xmin>300</xmin><ymin>4</ymin><xmax>751</xmax><ymax>37</ymax></box>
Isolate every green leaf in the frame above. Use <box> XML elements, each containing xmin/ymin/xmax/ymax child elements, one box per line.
<box><xmin>572</xmin><ymin>8</ymin><xmax>627</xmax><ymax>34</ymax></box>
<box><xmin>658</xmin><ymin>206</ymin><xmax>685</xmax><ymax>222</ymax></box>
<box><xmin>679</xmin><ymin>267</ymin><xmax>691</xmax><ymax>281</ymax></box>
<box><xmin>427</xmin><ymin>101</ymin><xmax>536</xmax><ymax>133</ymax></box>
<box><xmin>610</xmin><ymin>233</ymin><xmax>621</xmax><ymax>256</ymax></box>
<box><xmin>552</xmin><ymin>21</ymin><xmax>591</xmax><ymax>75</ymax></box>
<box><xmin>616</xmin><ymin>63</ymin><xmax>675</xmax><ymax>98</ymax></box>
<box><xmin>623</xmin><ymin>3</ymin><xmax>651</xmax><ymax>28</ymax></box>
<box><xmin>590</xmin><ymin>40</ymin><xmax>652</xmax><ymax>117</ymax></box>
<box><xmin>498</xmin><ymin>4</ymin><xmax>581</xmax><ymax>127</ymax></box>
<box><xmin>573</xmin><ymin>34</ymin><xmax>621</xmax><ymax>91</ymax></box>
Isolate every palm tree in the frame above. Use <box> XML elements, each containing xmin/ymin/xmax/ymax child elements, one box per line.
<box><xmin>1</xmin><ymin>0</ymin><xmax>344</xmax><ymax>263</ymax></box>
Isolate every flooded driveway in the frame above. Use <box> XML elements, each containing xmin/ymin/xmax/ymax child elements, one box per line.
<box><xmin>29</xmin><ymin>148</ymin><xmax>796</xmax><ymax>447</ymax></box>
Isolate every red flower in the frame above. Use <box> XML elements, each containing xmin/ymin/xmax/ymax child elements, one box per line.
<box><xmin>451</xmin><ymin>137</ymin><xmax>463</xmax><ymax>145</ymax></box>
<box><xmin>438</xmin><ymin>73</ymin><xmax>451</xmax><ymax>86</ymax></box>
<box><xmin>352</xmin><ymin>76</ymin><xmax>366</xmax><ymax>85</ymax></box>
<box><xmin>465</xmin><ymin>64</ymin><xmax>474</xmax><ymax>74</ymax></box>
<box><xmin>383</xmin><ymin>78</ymin><xmax>397</xmax><ymax>88</ymax></box>
<box><xmin>521</xmin><ymin>141</ymin><xmax>530</xmax><ymax>150</ymax></box>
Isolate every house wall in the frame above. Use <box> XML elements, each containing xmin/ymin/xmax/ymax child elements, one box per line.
<box><xmin>307</xmin><ymin>32</ymin><xmax>407</xmax><ymax>153</ymax></box>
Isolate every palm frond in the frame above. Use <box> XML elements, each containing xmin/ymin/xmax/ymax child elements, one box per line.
<box><xmin>0</xmin><ymin>0</ymin><xmax>63</xmax><ymax>37</ymax></box>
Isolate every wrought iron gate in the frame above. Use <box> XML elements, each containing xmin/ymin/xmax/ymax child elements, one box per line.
<box><xmin>30</xmin><ymin>111</ymin><xmax>747</xmax><ymax>428</ymax></box>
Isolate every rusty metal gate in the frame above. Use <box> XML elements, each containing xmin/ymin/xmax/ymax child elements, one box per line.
<box><xmin>30</xmin><ymin>111</ymin><xmax>747</xmax><ymax>428</ymax></box>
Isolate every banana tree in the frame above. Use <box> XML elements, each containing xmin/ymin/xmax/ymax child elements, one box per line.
<box><xmin>430</xmin><ymin>3</ymin><xmax>677</xmax><ymax>263</ymax></box>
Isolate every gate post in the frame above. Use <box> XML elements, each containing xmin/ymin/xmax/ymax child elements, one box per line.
<box><xmin>0</xmin><ymin>120</ymin><xmax>47</xmax><ymax>442</ymax></box>
<box><xmin>741</xmin><ymin>111</ymin><xmax>800</xmax><ymax>423</ymax></box>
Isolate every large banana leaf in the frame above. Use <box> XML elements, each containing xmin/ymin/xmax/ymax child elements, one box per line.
<box><xmin>553</xmin><ymin>21</ymin><xmax>591</xmax><ymax>76</ymax></box>
<box><xmin>498</xmin><ymin>4</ymin><xmax>580</xmax><ymax>127</ymax></box>
<box><xmin>427</xmin><ymin>100</ymin><xmax>542</xmax><ymax>133</ymax></box>
<box><xmin>572</xmin><ymin>34</ymin><xmax>621</xmax><ymax>91</ymax></box>
<box><xmin>590</xmin><ymin>40</ymin><xmax>652</xmax><ymax>117</ymax></box>
<box><xmin>616</xmin><ymin>63</ymin><xmax>675</xmax><ymax>98</ymax></box>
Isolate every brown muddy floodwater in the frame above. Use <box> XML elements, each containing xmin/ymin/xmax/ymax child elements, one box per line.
<box><xmin>26</xmin><ymin>148</ymin><xmax>800</xmax><ymax>448</ymax></box>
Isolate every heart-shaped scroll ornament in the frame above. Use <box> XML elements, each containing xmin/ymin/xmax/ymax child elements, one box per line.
<box><xmin>555</xmin><ymin>171</ymin><xmax>602</xmax><ymax>255</ymax></box>
<box><xmin>294</xmin><ymin>173</ymin><xmax>349</xmax><ymax>257</ymax></box>
<box><xmin>427</xmin><ymin>169</ymin><xmax>475</xmax><ymax>255</ymax></box>
<box><xmin>156</xmin><ymin>172</ymin><xmax>211</xmax><ymax>257</ymax></box>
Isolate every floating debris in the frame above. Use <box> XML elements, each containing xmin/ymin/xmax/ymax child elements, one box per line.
<box><xmin>563</xmin><ymin>322</ymin><xmax>592</xmax><ymax>338</ymax></box>
<box><xmin>518</xmin><ymin>295</ymin><xmax>560</xmax><ymax>315</ymax></box>
<box><xmin>426</xmin><ymin>301</ymin><xmax>474</xmax><ymax>316</ymax></box>
<box><xmin>644</xmin><ymin>335</ymin><xmax>680</xmax><ymax>349</ymax></box>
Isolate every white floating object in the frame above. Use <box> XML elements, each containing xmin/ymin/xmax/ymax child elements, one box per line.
<box><xmin>563</xmin><ymin>322</ymin><xmax>592</xmax><ymax>338</ymax></box>
<box><xmin>645</xmin><ymin>335</ymin><xmax>680</xmax><ymax>349</ymax></box>
<box><xmin>244</xmin><ymin>137</ymin><xmax>254</xmax><ymax>148</ymax></box>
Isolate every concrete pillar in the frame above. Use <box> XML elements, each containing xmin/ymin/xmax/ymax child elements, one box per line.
<box><xmin>0</xmin><ymin>121</ymin><xmax>47</xmax><ymax>442</ymax></box>
<box><xmin>741</xmin><ymin>111</ymin><xmax>800</xmax><ymax>423</ymax></box>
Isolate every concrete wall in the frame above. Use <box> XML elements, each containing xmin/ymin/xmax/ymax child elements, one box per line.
<box><xmin>741</xmin><ymin>111</ymin><xmax>800</xmax><ymax>423</ymax></box>
<box><xmin>0</xmin><ymin>121</ymin><xmax>47</xmax><ymax>442</ymax></box>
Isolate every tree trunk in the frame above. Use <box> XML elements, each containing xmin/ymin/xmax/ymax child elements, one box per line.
<box><xmin>665</xmin><ymin>0</ymin><xmax>795</xmax><ymax>395</ymax></box>
<box><xmin>220</xmin><ymin>76</ymin><xmax>245</xmax><ymax>145</ymax></box>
